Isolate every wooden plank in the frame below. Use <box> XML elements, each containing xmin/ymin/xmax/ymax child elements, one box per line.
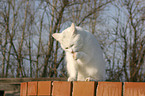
<box><xmin>38</xmin><ymin>81</ymin><xmax>51</xmax><ymax>96</ymax></box>
<box><xmin>124</xmin><ymin>82</ymin><xmax>145</xmax><ymax>96</ymax></box>
<box><xmin>20</xmin><ymin>82</ymin><xmax>27</xmax><ymax>96</ymax></box>
<box><xmin>27</xmin><ymin>81</ymin><xmax>37</xmax><ymax>96</ymax></box>
<box><xmin>0</xmin><ymin>78</ymin><xmax>66</xmax><ymax>84</ymax></box>
<box><xmin>52</xmin><ymin>81</ymin><xmax>72</xmax><ymax>96</ymax></box>
<box><xmin>0</xmin><ymin>78</ymin><xmax>66</xmax><ymax>93</ymax></box>
<box><xmin>97</xmin><ymin>82</ymin><xmax>122</xmax><ymax>96</ymax></box>
<box><xmin>73</xmin><ymin>81</ymin><xmax>96</xmax><ymax>96</ymax></box>
<box><xmin>0</xmin><ymin>84</ymin><xmax>20</xmax><ymax>91</ymax></box>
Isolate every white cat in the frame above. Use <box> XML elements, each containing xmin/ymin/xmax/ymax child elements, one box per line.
<box><xmin>52</xmin><ymin>23</ymin><xmax>106</xmax><ymax>81</ymax></box>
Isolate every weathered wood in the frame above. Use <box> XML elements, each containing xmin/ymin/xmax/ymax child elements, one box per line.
<box><xmin>0</xmin><ymin>78</ymin><xmax>66</xmax><ymax>84</ymax></box>
<box><xmin>20</xmin><ymin>81</ymin><xmax>145</xmax><ymax>96</ymax></box>
<box><xmin>0</xmin><ymin>84</ymin><xmax>20</xmax><ymax>96</ymax></box>
<box><xmin>0</xmin><ymin>78</ymin><xmax>66</xmax><ymax>96</ymax></box>
<box><xmin>124</xmin><ymin>82</ymin><xmax>145</xmax><ymax>96</ymax></box>
<box><xmin>0</xmin><ymin>84</ymin><xmax>20</xmax><ymax>91</ymax></box>
<box><xmin>97</xmin><ymin>82</ymin><xmax>122</xmax><ymax>96</ymax></box>
<box><xmin>38</xmin><ymin>81</ymin><xmax>52</xmax><ymax>95</ymax></box>
<box><xmin>27</xmin><ymin>82</ymin><xmax>38</xmax><ymax>95</ymax></box>
<box><xmin>52</xmin><ymin>81</ymin><xmax>72</xmax><ymax>96</ymax></box>
<box><xmin>20</xmin><ymin>82</ymin><xmax>27</xmax><ymax>96</ymax></box>
<box><xmin>73</xmin><ymin>81</ymin><xmax>96</xmax><ymax>96</ymax></box>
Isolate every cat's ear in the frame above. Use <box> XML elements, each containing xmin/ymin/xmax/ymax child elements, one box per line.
<box><xmin>52</xmin><ymin>33</ymin><xmax>61</xmax><ymax>41</ymax></box>
<box><xmin>70</xmin><ymin>23</ymin><xmax>77</xmax><ymax>35</ymax></box>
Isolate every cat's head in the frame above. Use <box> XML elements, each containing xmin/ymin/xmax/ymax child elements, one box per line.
<box><xmin>52</xmin><ymin>23</ymin><xmax>83</xmax><ymax>53</ymax></box>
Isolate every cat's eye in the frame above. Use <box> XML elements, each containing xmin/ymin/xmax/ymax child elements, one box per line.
<box><xmin>70</xmin><ymin>44</ymin><xmax>74</xmax><ymax>47</ymax></box>
<box><xmin>65</xmin><ymin>47</ymin><xmax>69</xmax><ymax>49</ymax></box>
<box><xmin>65</xmin><ymin>44</ymin><xmax>74</xmax><ymax>49</ymax></box>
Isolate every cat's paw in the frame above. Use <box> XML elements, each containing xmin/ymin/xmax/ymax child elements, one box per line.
<box><xmin>85</xmin><ymin>77</ymin><xmax>96</xmax><ymax>81</ymax></box>
<box><xmin>85</xmin><ymin>77</ymin><xmax>91</xmax><ymax>81</ymax></box>
<box><xmin>73</xmin><ymin>52</ymin><xmax>81</xmax><ymax>60</ymax></box>
<box><xmin>68</xmin><ymin>77</ymin><xmax>76</xmax><ymax>81</ymax></box>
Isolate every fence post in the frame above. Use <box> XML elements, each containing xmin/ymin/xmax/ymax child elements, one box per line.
<box><xmin>96</xmin><ymin>82</ymin><xmax>122</xmax><ymax>96</ymax></box>
<box><xmin>38</xmin><ymin>81</ymin><xmax>52</xmax><ymax>96</ymax></box>
<box><xmin>20</xmin><ymin>82</ymin><xmax>27</xmax><ymax>96</ymax></box>
<box><xmin>73</xmin><ymin>81</ymin><xmax>96</xmax><ymax>96</ymax></box>
<box><xmin>52</xmin><ymin>81</ymin><xmax>72</xmax><ymax>96</ymax></box>
<box><xmin>124</xmin><ymin>82</ymin><xmax>145</xmax><ymax>96</ymax></box>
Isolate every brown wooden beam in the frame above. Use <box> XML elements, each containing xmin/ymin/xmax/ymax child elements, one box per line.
<box><xmin>0</xmin><ymin>78</ymin><xmax>66</xmax><ymax>84</ymax></box>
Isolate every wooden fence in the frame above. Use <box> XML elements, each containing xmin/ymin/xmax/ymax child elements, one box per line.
<box><xmin>20</xmin><ymin>81</ymin><xmax>145</xmax><ymax>96</ymax></box>
<box><xmin>0</xmin><ymin>78</ymin><xmax>66</xmax><ymax>96</ymax></box>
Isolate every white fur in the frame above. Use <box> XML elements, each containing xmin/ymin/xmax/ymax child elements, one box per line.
<box><xmin>52</xmin><ymin>23</ymin><xmax>106</xmax><ymax>81</ymax></box>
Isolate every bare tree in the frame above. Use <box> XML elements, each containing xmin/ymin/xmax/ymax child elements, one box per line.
<box><xmin>102</xmin><ymin>0</ymin><xmax>145</xmax><ymax>81</ymax></box>
<box><xmin>0</xmin><ymin>0</ymin><xmax>121</xmax><ymax>79</ymax></box>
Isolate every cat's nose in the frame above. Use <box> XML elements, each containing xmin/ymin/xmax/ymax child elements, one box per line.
<box><xmin>71</xmin><ymin>50</ymin><xmax>74</xmax><ymax>53</ymax></box>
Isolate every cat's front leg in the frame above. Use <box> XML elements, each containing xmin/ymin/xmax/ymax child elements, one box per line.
<box><xmin>67</xmin><ymin>62</ymin><xmax>78</xmax><ymax>81</ymax></box>
<box><xmin>66</xmin><ymin>52</ymin><xmax>78</xmax><ymax>81</ymax></box>
<box><xmin>68</xmin><ymin>77</ymin><xmax>76</xmax><ymax>81</ymax></box>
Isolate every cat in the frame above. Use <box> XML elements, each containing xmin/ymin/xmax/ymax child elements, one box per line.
<box><xmin>52</xmin><ymin>23</ymin><xmax>106</xmax><ymax>81</ymax></box>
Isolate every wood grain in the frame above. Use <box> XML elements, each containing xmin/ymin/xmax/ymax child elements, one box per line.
<box><xmin>73</xmin><ymin>81</ymin><xmax>96</xmax><ymax>96</ymax></box>
<box><xmin>52</xmin><ymin>81</ymin><xmax>72</xmax><ymax>96</ymax></box>
<box><xmin>38</xmin><ymin>81</ymin><xmax>52</xmax><ymax>96</ymax></box>
<box><xmin>27</xmin><ymin>81</ymin><xmax>38</xmax><ymax>95</ymax></box>
<box><xmin>97</xmin><ymin>82</ymin><xmax>122</xmax><ymax>96</ymax></box>
<box><xmin>20</xmin><ymin>82</ymin><xmax>27</xmax><ymax>96</ymax></box>
<box><xmin>124</xmin><ymin>82</ymin><xmax>145</xmax><ymax>96</ymax></box>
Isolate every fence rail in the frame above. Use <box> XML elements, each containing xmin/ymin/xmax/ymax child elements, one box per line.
<box><xmin>20</xmin><ymin>81</ymin><xmax>145</xmax><ymax>96</ymax></box>
<box><xmin>0</xmin><ymin>78</ymin><xmax>66</xmax><ymax>96</ymax></box>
